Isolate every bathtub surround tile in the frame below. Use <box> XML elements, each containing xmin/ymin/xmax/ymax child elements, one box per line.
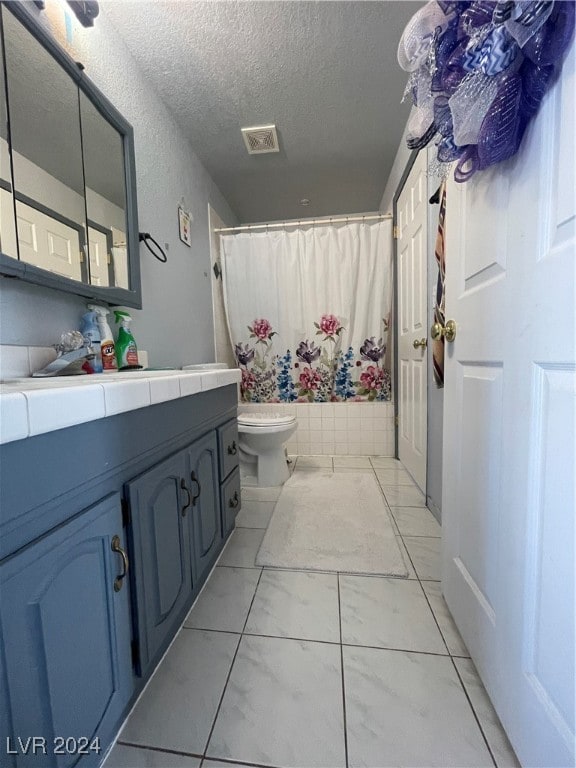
<box><xmin>240</xmin><ymin>487</ymin><xmax>281</xmax><ymax>502</ymax></box>
<box><xmin>27</xmin><ymin>346</ymin><xmax>57</xmax><ymax>376</ymax></box>
<box><xmin>381</xmin><ymin>484</ymin><xmax>427</xmax><ymax>507</ymax></box>
<box><xmin>339</xmin><ymin>575</ymin><xmax>447</xmax><ymax>654</ymax></box>
<box><xmin>235</xmin><ymin>500</ymin><xmax>275</xmax><ymax>529</ymax></box>
<box><xmin>104</xmin><ymin>744</ymin><xmax>200</xmax><ymax>767</ymax></box>
<box><xmin>207</xmin><ymin>635</ymin><xmax>346</xmax><ymax>768</ymax></box>
<box><xmin>245</xmin><ymin>570</ymin><xmax>340</xmax><ymax>643</ymax></box>
<box><xmin>391</xmin><ymin>506</ymin><xmax>442</xmax><ymax>537</ymax></box>
<box><xmin>121</xmin><ymin>629</ymin><xmax>239</xmax><ymax>755</ymax></box>
<box><xmin>454</xmin><ymin>658</ymin><xmax>521</xmax><ymax>768</ymax></box>
<box><xmin>333</xmin><ymin>456</ymin><xmax>372</xmax><ymax>468</ymax></box>
<box><xmin>343</xmin><ymin>646</ymin><xmax>493</xmax><ymax>768</ymax></box>
<box><xmin>184</xmin><ymin>567</ymin><xmax>261</xmax><ymax>633</ymax></box>
<box><xmin>403</xmin><ymin>536</ymin><xmax>442</xmax><ymax>581</ymax></box>
<box><xmin>218</xmin><ymin>529</ymin><xmax>265</xmax><ymax>568</ymax></box>
<box><xmin>375</xmin><ymin>468</ymin><xmax>416</xmax><ymax>486</ymax></box>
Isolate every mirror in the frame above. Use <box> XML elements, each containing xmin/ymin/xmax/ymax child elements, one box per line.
<box><xmin>0</xmin><ymin>22</ymin><xmax>17</xmax><ymax>260</ymax></box>
<box><xmin>3</xmin><ymin>6</ymin><xmax>88</xmax><ymax>282</ymax></box>
<box><xmin>81</xmin><ymin>92</ymin><xmax>130</xmax><ymax>289</ymax></box>
<box><xmin>0</xmin><ymin>3</ymin><xmax>141</xmax><ymax>307</ymax></box>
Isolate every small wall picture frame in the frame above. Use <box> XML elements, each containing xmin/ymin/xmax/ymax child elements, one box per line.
<box><xmin>178</xmin><ymin>206</ymin><xmax>192</xmax><ymax>247</ymax></box>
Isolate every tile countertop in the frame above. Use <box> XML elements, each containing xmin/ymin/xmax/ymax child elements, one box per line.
<box><xmin>0</xmin><ymin>368</ymin><xmax>241</xmax><ymax>445</ymax></box>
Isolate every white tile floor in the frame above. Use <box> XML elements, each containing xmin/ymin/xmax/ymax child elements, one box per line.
<box><xmin>104</xmin><ymin>457</ymin><xmax>520</xmax><ymax>768</ymax></box>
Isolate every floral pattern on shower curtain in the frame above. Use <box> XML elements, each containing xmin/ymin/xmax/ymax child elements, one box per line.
<box><xmin>220</xmin><ymin>220</ymin><xmax>393</xmax><ymax>403</ymax></box>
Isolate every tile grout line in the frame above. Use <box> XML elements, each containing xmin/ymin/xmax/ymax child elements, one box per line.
<box><xmin>200</xmin><ymin>567</ymin><xmax>265</xmax><ymax>760</ymax></box>
<box><xmin>397</xmin><ymin>528</ymin><xmax>498</xmax><ymax>768</ymax></box>
<box><xmin>337</xmin><ymin>573</ymin><xmax>350</xmax><ymax>768</ymax></box>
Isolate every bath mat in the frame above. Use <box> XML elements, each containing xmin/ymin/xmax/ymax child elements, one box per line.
<box><xmin>255</xmin><ymin>472</ymin><xmax>409</xmax><ymax>577</ymax></box>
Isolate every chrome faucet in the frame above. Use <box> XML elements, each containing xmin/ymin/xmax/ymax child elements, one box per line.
<box><xmin>32</xmin><ymin>331</ymin><xmax>96</xmax><ymax>377</ymax></box>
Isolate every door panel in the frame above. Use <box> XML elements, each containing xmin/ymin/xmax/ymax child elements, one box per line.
<box><xmin>0</xmin><ymin>494</ymin><xmax>132</xmax><ymax>768</ymax></box>
<box><xmin>442</xmin><ymin>41</ymin><xmax>575</xmax><ymax>767</ymax></box>
<box><xmin>16</xmin><ymin>201</ymin><xmax>83</xmax><ymax>281</ymax></box>
<box><xmin>126</xmin><ymin>451</ymin><xmax>192</xmax><ymax>676</ymax></box>
<box><xmin>87</xmin><ymin>226</ymin><xmax>110</xmax><ymax>287</ymax></box>
<box><xmin>187</xmin><ymin>432</ymin><xmax>221</xmax><ymax>583</ymax></box>
<box><xmin>397</xmin><ymin>149</ymin><xmax>428</xmax><ymax>491</ymax></box>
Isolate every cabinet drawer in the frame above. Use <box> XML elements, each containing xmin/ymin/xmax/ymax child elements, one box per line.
<box><xmin>218</xmin><ymin>418</ymin><xmax>239</xmax><ymax>481</ymax></box>
<box><xmin>221</xmin><ymin>468</ymin><xmax>241</xmax><ymax>538</ymax></box>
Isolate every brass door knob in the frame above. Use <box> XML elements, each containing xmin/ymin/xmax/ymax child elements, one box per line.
<box><xmin>431</xmin><ymin>319</ymin><xmax>457</xmax><ymax>343</ymax></box>
<box><xmin>413</xmin><ymin>338</ymin><xmax>427</xmax><ymax>349</ymax></box>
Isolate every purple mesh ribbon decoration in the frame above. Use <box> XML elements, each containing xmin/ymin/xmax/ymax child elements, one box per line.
<box><xmin>397</xmin><ymin>0</ymin><xmax>575</xmax><ymax>182</ymax></box>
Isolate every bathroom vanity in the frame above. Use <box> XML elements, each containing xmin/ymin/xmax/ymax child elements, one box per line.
<box><xmin>0</xmin><ymin>371</ymin><xmax>241</xmax><ymax>767</ymax></box>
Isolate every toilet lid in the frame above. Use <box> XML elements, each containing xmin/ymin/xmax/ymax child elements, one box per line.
<box><xmin>238</xmin><ymin>412</ymin><xmax>296</xmax><ymax>427</ymax></box>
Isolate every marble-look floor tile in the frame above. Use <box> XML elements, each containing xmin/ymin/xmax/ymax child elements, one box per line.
<box><xmin>370</xmin><ymin>457</ymin><xmax>403</xmax><ymax>469</ymax></box>
<box><xmin>245</xmin><ymin>570</ymin><xmax>340</xmax><ymax>643</ymax></box>
<box><xmin>203</xmin><ymin>762</ymin><xmax>258</xmax><ymax>768</ymax></box>
<box><xmin>207</xmin><ymin>635</ymin><xmax>346</xmax><ymax>768</ymax></box>
<box><xmin>295</xmin><ymin>456</ymin><xmax>333</xmax><ymax>469</ymax></box>
<box><xmin>218</xmin><ymin>528</ymin><xmax>265</xmax><ymax>568</ymax></box>
<box><xmin>339</xmin><ymin>575</ymin><xmax>446</xmax><ymax>654</ymax></box>
<box><xmin>380</xmin><ymin>485</ymin><xmax>426</xmax><ymax>507</ymax></box>
<box><xmin>333</xmin><ymin>467</ymin><xmax>375</xmax><ymax>475</ymax></box>
<box><xmin>104</xmin><ymin>744</ymin><xmax>200</xmax><ymax>768</ymax></box>
<box><xmin>343</xmin><ymin>645</ymin><xmax>493</xmax><ymax>767</ymax></box>
<box><xmin>235</xmin><ymin>500</ymin><xmax>275</xmax><ymax>529</ymax></box>
<box><xmin>455</xmin><ymin>658</ymin><xmax>521</xmax><ymax>768</ymax></box>
<box><xmin>403</xmin><ymin>536</ymin><xmax>442</xmax><ymax>581</ymax></box>
<box><xmin>184</xmin><ymin>567</ymin><xmax>261</xmax><ymax>633</ymax></box>
<box><xmin>421</xmin><ymin>582</ymin><xmax>470</xmax><ymax>657</ymax></box>
<box><xmin>333</xmin><ymin>457</ymin><xmax>372</xmax><ymax>468</ymax></box>
<box><xmin>240</xmin><ymin>487</ymin><xmax>281</xmax><ymax>502</ymax></box>
<box><xmin>391</xmin><ymin>506</ymin><xmax>441</xmax><ymax>537</ymax></box>
<box><xmin>121</xmin><ymin>629</ymin><xmax>239</xmax><ymax>754</ymax></box>
<box><xmin>375</xmin><ymin>468</ymin><xmax>416</xmax><ymax>486</ymax></box>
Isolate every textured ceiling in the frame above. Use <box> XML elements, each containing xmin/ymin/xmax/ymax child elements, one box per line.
<box><xmin>102</xmin><ymin>1</ymin><xmax>418</xmax><ymax>223</ymax></box>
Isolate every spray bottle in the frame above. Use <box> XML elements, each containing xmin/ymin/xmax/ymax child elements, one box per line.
<box><xmin>87</xmin><ymin>304</ymin><xmax>117</xmax><ymax>372</ymax></box>
<box><xmin>114</xmin><ymin>310</ymin><xmax>139</xmax><ymax>369</ymax></box>
<box><xmin>79</xmin><ymin>310</ymin><xmax>103</xmax><ymax>373</ymax></box>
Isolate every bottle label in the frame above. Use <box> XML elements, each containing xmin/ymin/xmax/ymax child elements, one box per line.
<box><xmin>126</xmin><ymin>342</ymin><xmax>138</xmax><ymax>367</ymax></box>
<box><xmin>101</xmin><ymin>341</ymin><xmax>117</xmax><ymax>370</ymax></box>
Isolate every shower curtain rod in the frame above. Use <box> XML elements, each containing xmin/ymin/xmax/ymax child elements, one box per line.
<box><xmin>213</xmin><ymin>212</ymin><xmax>392</xmax><ymax>233</ymax></box>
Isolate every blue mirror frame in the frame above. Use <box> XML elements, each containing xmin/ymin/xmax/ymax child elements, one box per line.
<box><xmin>0</xmin><ymin>0</ymin><xmax>142</xmax><ymax>309</ymax></box>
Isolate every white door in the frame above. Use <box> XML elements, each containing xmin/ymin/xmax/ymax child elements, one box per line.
<box><xmin>16</xmin><ymin>200</ymin><xmax>83</xmax><ymax>281</ymax></box>
<box><xmin>88</xmin><ymin>226</ymin><xmax>110</xmax><ymax>287</ymax></box>
<box><xmin>442</xmin><ymin>43</ymin><xmax>575</xmax><ymax>767</ymax></box>
<box><xmin>397</xmin><ymin>149</ymin><xmax>428</xmax><ymax>491</ymax></box>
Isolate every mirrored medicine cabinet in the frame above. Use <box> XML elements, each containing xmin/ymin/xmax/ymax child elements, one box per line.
<box><xmin>0</xmin><ymin>1</ymin><xmax>141</xmax><ymax>307</ymax></box>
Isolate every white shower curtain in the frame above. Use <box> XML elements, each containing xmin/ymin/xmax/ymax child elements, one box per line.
<box><xmin>220</xmin><ymin>220</ymin><xmax>393</xmax><ymax>403</ymax></box>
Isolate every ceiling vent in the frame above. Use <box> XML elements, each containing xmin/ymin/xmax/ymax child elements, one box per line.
<box><xmin>241</xmin><ymin>125</ymin><xmax>280</xmax><ymax>155</ymax></box>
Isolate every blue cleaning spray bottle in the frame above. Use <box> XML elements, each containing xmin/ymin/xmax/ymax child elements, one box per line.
<box><xmin>80</xmin><ymin>310</ymin><xmax>103</xmax><ymax>373</ymax></box>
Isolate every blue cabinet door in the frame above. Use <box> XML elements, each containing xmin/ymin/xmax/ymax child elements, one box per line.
<box><xmin>126</xmin><ymin>451</ymin><xmax>192</xmax><ymax>677</ymax></box>
<box><xmin>0</xmin><ymin>493</ymin><xmax>133</xmax><ymax>768</ymax></box>
<box><xmin>186</xmin><ymin>432</ymin><xmax>222</xmax><ymax>583</ymax></box>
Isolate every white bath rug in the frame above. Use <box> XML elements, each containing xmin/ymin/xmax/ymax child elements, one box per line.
<box><xmin>255</xmin><ymin>472</ymin><xmax>409</xmax><ymax>577</ymax></box>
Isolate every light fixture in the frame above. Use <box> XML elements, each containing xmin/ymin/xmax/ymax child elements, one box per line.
<box><xmin>299</xmin><ymin>199</ymin><xmax>310</xmax><ymax>206</ymax></box>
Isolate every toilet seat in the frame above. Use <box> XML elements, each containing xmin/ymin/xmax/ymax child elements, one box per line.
<box><xmin>238</xmin><ymin>412</ymin><xmax>296</xmax><ymax>427</ymax></box>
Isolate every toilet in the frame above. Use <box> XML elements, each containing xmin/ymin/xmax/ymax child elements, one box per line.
<box><xmin>238</xmin><ymin>412</ymin><xmax>297</xmax><ymax>487</ymax></box>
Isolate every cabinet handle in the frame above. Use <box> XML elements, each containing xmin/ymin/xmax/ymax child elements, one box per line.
<box><xmin>111</xmin><ymin>535</ymin><xmax>129</xmax><ymax>592</ymax></box>
<box><xmin>180</xmin><ymin>478</ymin><xmax>191</xmax><ymax>516</ymax></box>
<box><xmin>190</xmin><ymin>471</ymin><xmax>201</xmax><ymax>506</ymax></box>
<box><xmin>227</xmin><ymin>441</ymin><xmax>237</xmax><ymax>456</ymax></box>
<box><xmin>229</xmin><ymin>491</ymin><xmax>239</xmax><ymax>509</ymax></box>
